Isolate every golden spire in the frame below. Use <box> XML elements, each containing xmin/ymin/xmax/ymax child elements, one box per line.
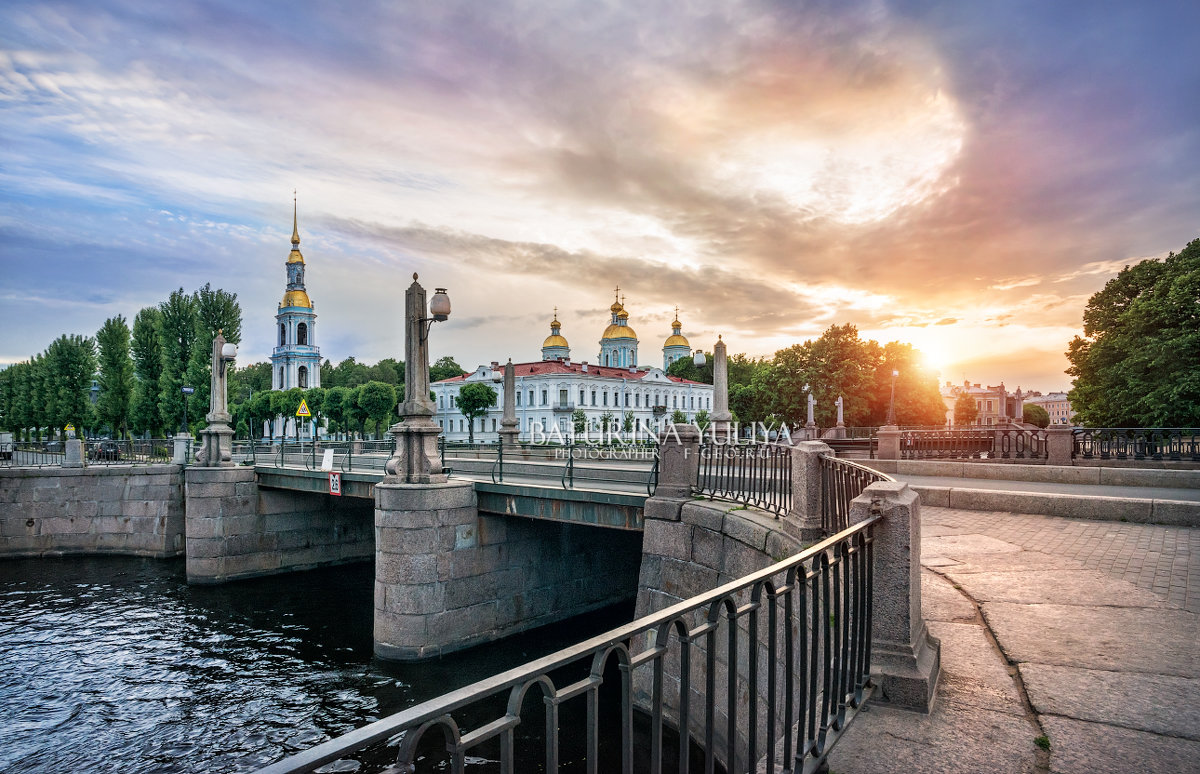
<box><xmin>291</xmin><ymin>190</ymin><xmax>300</xmax><ymax>246</ymax></box>
<box><xmin>552</xmin><ymin>305</ymin><xmax>559</xmax><ymax>323</ymax></box>
<box><xmin>672</xmin><ymin>305</ymin><xmax>681</xmax><ymax>328</ymax></box>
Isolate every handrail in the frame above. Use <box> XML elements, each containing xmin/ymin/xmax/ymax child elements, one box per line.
<box><xmin>693</xmin><ymin>441</ymin><xmax>792</xmax><ymax>517</ymax></box>
<box><xmin>820</xmin><ymin>455</ymin><xmax>893</xmax><ymax>534</ymax></box>
<box><xmin>1072</xmin><ymin>427</ymin><xmax>1200</xmax><ymax>462</ymax></box>
<box><xmin>254</xmin><ymin>515</ymin><xmax>880</xmax><ymax>774</ymax></box>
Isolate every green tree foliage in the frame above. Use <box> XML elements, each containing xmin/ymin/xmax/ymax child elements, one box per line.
<box><xmin>694</xmin><ymin>409</ymin><xmax>710</xmax><ymax>431</ymax></box>
<box><xmin>666</xmin><ymin>354</ymin><xmax>712</xmax><ymax>384</ymax></box>
<box><xmin>572</xmin><ymin>408</ymin><xmax>587</xmax><ymax>434</ymax></box>
<box><xmin>96</xmin><ymin>315</ymin><xmax>134</xmax><ymax>437</ymax></box>
<box><xmin>44</xmin><ymin>334</ymin><xmax>97</xmax><ymax>432</ymax></box>
<box><xmin>323</xmin><ymin>386</ymin><xmax>350</xmax><ymax>439</ymax></box>
<box><xmin>357</xmin><ymin>381</ymin><xmax>396</xmax><ymax>438</ymax></box>
<box><xmin>954</xmin><ymin>391</ymin><xmax>979</xmax><ymax>426</ymax></box>
<box><xmin>303</xmin><ymin>387</ymin><xmax>326</xmax><ymax>438</ymax></box>
<box><xmin>130</xmin><ymin>306</ymin><xmax>164</xmax><ymax>437</ymax></box>
<box><xmin>368</xmin><ymin>358</ymin><xmax>403</xmax><ymax>385</ymax></box>
<box><xmin>1067</xmin><ymin>238</ymin><xmax>1200</xmax><ymax>426</ymax></box>
<box><xmin>271</xmin><ymin>388</ymin><xmax>305</xmax><ymax>442</ymax></box>
<box><xmin>249</xmin><ymin>390</ymin><xmax>275</xmax><ymax>441</ymax></box>
<box><xmin>456</xmin><ymin>382</ymin><xmax>497</xmax><ymax>442</ymax></box>
<box><xmin>599</xmin><ymin>410</ymin><xmax>616</xmax><ymax>432</ymax></box>
<box><xmin>875</xmin><ymin>342</ymin><xmax>946</xmax><ymax>427</ymax></box>
<box><xmin>430</xmin><ymin>356</ymin><xmax>465</xmax><ymax>383</ymax></box>
<box><xmin>158</xmin><ymin>288</ymin><xmax>197</xmax><ymax>433</ymax></box>
<box><xmin>670</xmin><ymin>409</ymin><xmax>687</xmax><ymax>424</ymax></box>
<box><xmin>622</xmin><ymin>410</ymin><xmax>635</xmax><ymax>433</ymax></box>
<box><xmin>1023</xmin><ymin>403</ymin><xmax>1050</xmax><ymax>428</ymax></box>
<box><xmin>185</xmin><ymin>284</ymin><xmax>242</xmax><ymax>422</ymax></box>
<box><xmin>325</xmin><ymin>356</ymin><xmax>370</xmax><ymax>388</ymax></box>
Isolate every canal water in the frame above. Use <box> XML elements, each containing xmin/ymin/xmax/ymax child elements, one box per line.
<box><xmin>0</xmin><ymin>556</ymin><xmax>646</xmax><ymax>773</ymax></box>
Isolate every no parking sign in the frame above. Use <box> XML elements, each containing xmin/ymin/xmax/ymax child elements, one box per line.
<box><xmin>329</xmin><ymin>472</ymin><xmax>342</xmax><ymax>496</ymax></box>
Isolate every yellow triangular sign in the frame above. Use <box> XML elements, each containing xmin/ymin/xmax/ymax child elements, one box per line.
<box><xmin>296</xmin><ymin>399</ymin><xmax>311</xmax><ymax>417</ymax></box>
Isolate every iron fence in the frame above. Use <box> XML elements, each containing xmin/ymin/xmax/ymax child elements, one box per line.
<box><xmin>253</xmin><ymin>515</ymin><xmax>878</xmax><ymax>774</ymax></box>
<box><xmin>898</xmin><ymin>429</ymin><xmax>1047</xmax><ymax>461</ymax></box>
<box><xmin>1073</xmin><ymin>428</ymin><xmax>1200</xmax><ymax>462</ymax></box>
<box><xmin>820</xmin><ymin>455</ymin><xmax>892</xmax><ymax>534</ymax></box>
<box><xmin>694</xmin><ymin>442</ymin><xmax>792</xmax><ymax>517</ymax></box>
<box><xmin>0</xmin><ymin>439</ymin><xmax>184</xmax><ymax>468</ymax></box>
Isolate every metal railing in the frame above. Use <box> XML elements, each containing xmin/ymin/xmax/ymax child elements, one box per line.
<box><xmin>898</xmin><ymin>428</ymin><xmax>1048</xmax><ymax>461</ymax></box>
<box><xmin>694</xmin><ymin>442</ymin><xmax>792</xmax><ymax>517</ymax></box>
<box><xmin>820</xmin><ymin>455</ymin><xmax>891</xmax><ymax>534</ymax></box>
<box><xmin>253</xmin><ymin>515</ymin><xmax>879</xmax><ymax>774</ymax></box>
<box><xmin>0</xmin><ymin>439</ymin><xmax>182</xmax><ymax>468</ymax></box>
<box><xmin>1073</xmin><ymin>428</ymin><xmax>1200</xmax><ymax>462</ymax></box>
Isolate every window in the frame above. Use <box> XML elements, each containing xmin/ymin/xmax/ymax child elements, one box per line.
<box><xmin>559</xmin><ymin>389</ymin><xmax>568</xmax><ymax>405</ymax></box>
<box><xmin>439</xmin><ymin>395</ymin><xmax>444</xmax><ymax>409</ymax></box>
<box><xmin>987</xmin><ymin>400</ymin><xmax>994</xmax><ymax>412</ymax></box>
<box><xmin>625</xmin><ymin>393</ymin><xmax>630</xmax><ymax>407</ymax></box>
<box><xmin>491</xmin><ymin>418</ymin><xmax>496</xmax><ymax>431</ymax></box>
<box><xmin>279</xmin><ymin>367</ymin><xmax>284</xmax><ymax>387</ymax></box>
<box><xmin>279</xmin><ymin>324</ymin><xmax>286</xmax><ymax>347</ymax></box>
<box><xmin>580</xmin><ymin>389</ymin><xmax>585</xmax><ymax>404</ymax></box>
<box><xmin>297</xmin><ymin>322</ymin><xmax>308</xmax><ymax>346</ymax></box>
<box><xmin>529</xmin><ymin>390</ymin><xmax>534</xmax><ymax>405</ymax></box>
<box><xmin>541</xmin><ymin>390</ymin><xmax>548</xmax><ymax>406</ymax></box>
<box><xmin>603</xmin><ymin>392</ymin><xmax>608</xmax><ymax>406</ymax></box>
<box><xmin>636</xmin><ymin>393</ymin><xmax>641</xmax><ymax>407</ymax></box>
<box><xmin>690</xmin><ymin>396</ymin><xmax>694</xmax><ymax>409</ymax></box>
<box><xmin>298</xmin><ymin>366</ymin><xmax>308</xmax><ymax>388</ymax></box>
<box><xmin>591</xmin><ymin>391</ymin><xmax>596</xmax><ymax>406</ymax></box>
<box><xmin>516</xmin><ymin>392</ymin><xmax>521</xmax><ymax>407</ymax></box>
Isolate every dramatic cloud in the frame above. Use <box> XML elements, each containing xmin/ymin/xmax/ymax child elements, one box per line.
<box><xmin>1</xmin><ymin>0</ymin><xmax>1197</xmax><ymax>390</ymax></box>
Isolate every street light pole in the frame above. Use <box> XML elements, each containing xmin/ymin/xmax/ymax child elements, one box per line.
<box><xmin>886</xmin><ymin>369</ymin><xmax>899</xmax><ymax>427</ymax></box>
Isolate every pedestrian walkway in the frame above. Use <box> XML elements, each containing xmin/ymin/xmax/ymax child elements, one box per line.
<box><xmin>890</xmin><ymin>473</ymin><xmax>1200</xmax><ymax>503</ymax></box>
<box><xmin>828</xmin><ymin>506</ymin><xmax>1200</xmax><ymax>774</ymax></box>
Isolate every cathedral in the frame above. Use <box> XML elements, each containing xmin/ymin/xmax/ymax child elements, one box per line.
<box><xmin>268</xmin><ymin>198</ymin><xmax>321</xmax><ymax>439</ymax></box>
<box><xmin>433</xmin><ymin>290</ymin><xmax>714</xmax><ymax>441</ymax></box>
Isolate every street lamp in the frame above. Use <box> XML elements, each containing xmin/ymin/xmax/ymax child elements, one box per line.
<box><xmin>219</xmin><ymin>341</ymin><xmax>237</xmax><ymax>376</ymax></box>
<box><xmin>181</xmin><ymin>385</ymin><xmax>194</xmax><ymax>434</ymax></box>
<box><xmin>693</xmin><ymin>349</ymin><xmax>706</xmax><ymax>367</ymax></box>
<box><xmin>419</xmin><ymin>286</ymin><xmax>452</xmax><ymax>343</ymax></box>
<box><xmin>886</xmin><ymin>369</ymin><xmax>900</xmax><ymax>426</ymax></box>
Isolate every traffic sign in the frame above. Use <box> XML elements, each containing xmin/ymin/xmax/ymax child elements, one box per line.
<box><xmin>65</xmin><ymin>424</ymin><xmax>75</xmax><ymax>433</ymax></box>
<box><xmin>329</xmin><ymin>472</ymin><xmax>342</xmax><ymax>496</ymax></box>
<box><xmin>296</xmin><ymin>399</ymin><xmax>311</xmax><ymax>417</ymax></box>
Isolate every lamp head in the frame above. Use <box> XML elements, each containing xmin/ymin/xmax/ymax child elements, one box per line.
<box><xmin>429</xmin><ymin>288</ymin><xmax>451</xmax><ymax>321</ymax></box>
<box><xmin>892</xmin><ymin>369</ymin><xmax>900</xmax><ymax>378</ymax></box>
<box><xmin>221</xmin><ymin>342</ymin><xmax>238</xmax><ymax>360</ymax></box>
<box><xmin>692</xmin><ymin>349</ymin><xmax>705</xmax><ymax>366</ymax></box>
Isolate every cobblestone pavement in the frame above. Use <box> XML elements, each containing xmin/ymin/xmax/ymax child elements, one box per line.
<box><xmin>924</xmin><ymin>507</ymin><xmax>1200</xmax><ymax>613</ymax></box>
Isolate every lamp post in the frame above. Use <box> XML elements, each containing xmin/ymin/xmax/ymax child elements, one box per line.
<box><xmin>196</xmin><ymin>329</ymin><xmax>237</xmax><ymax>466</ymax></box>
<box><xmin>886</xmin><ymin>369</ymin><xmax>899</xmax><ymax>427</ymax></box>
<box><xmin>387</xmin><ymin>274</ymin><xmax>452</xmax><ymax>483</ymax></box>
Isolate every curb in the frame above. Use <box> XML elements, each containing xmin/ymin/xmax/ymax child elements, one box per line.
<box><xmin>910</xmin><ymin>485</ymin><xmax>1200</xmax><ymax>527</ymax></box>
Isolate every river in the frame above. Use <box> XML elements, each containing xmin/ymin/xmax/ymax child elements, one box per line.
<box><xmin>0</xmin><ymin>556</ymin><xmax>641</xmax><ymax>773</ymax></box>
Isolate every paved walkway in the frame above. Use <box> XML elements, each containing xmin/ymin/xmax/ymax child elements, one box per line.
<box><xmin>891</xmin><ymin>473</ymin><xmax>1200</xmax><ymax>503</ymax></box>
<box><xmin>828</xmin><ymin>506</ymin><xmax>1200</xmax><ymax>774</ymax></box>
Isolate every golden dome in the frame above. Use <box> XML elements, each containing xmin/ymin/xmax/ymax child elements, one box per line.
<box><xmin>281</xmin><ymin>289</ymin><xmax>312</xmax><ymax>308</ymax></box>
<box><xmin>602</xmin><ymin>323</ymin><xmax>637</xmax><ymax>340</ymax></box>
<box><xmin>287</xmin><ymin>247</ymin><xmax>305</xmax><ymax>265</ymax></box>
<box><xmin>542</xmin><ymin>334</ymin><xmax>569</xmax><ymax>348</ymax></box>
<box><xmin>664</xmin><ymin>334</ymin><xmax>690</xmax><ymax>347</ymax></box>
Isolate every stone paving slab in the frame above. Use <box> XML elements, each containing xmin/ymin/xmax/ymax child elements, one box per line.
<box><xmin>927</xmin><ymin>620</ymin><xmax>1025</xmax><ymax>716</ymax></box>
<box><xmin>1022</xmin><ymin>663</ymin><xmax>1200</xmax><ymax>739</ymax></box>
<box><xmin>923</xmin><ymin>533</ymin><xmax>1022</xmax><ymax>556</ymax></box>
<box><xmin>1040</xmin><ymin>715</ymin><xmax>1200</xmax><ymax>774</ymax></box>
<box><xmin>943</xmin><ymin>568</ymin><xmax>1166</xmax><ymax>608</ymax></box>
<box><xmin>921</xmin><ymin>570</ymin><xmax>976</xmax><ymax>623</ymax></box>
<box><xmin>980</xmin><ymin>601</ymin><xmax>1199</xmax><ymax>677</ymax></box>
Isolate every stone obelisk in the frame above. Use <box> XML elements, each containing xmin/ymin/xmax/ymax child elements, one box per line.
<box><xmin>711</xmin><ymin>335</ymin><xmax>733</xmax><ymax>441</ymax></box>
<box><xmin>498</xmin><ymin>358</ymin><xmax>519</xmax><ymax>446</ymax></box>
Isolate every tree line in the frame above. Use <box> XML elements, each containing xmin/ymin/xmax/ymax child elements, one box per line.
<box><xmin>666</xmin><ymin>323</ymin><xmax>948</xmax><ymax>428</ymax></box>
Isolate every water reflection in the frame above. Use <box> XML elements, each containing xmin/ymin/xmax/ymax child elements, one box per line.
<box><xmin>0</xmin><ymin>557</ymin><xmax>634</xmax><ymax>773</ymax></box>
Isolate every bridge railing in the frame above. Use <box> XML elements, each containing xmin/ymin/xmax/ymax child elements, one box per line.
<box><xmin>819</xmin><ymin>455</ymin><xmax>892</xmax><ymax>534</ymax></box>
<box><xmin>0</xmin><ymin>439</ymin><xmax>183</xmax><ymax>468</ymax></box>
<box><xmin>694</xmin><ymin>442</ymin><xmax>793</xmax><ymax>517</ymax></box>
<box><xmin>1072</xmin><ymin>427</ymin><xmax>1200</xmax><ymax>462</ymax></box>
<box><xmin>898</xmin><ymin>428</ymin><xmax>1047</xmax><ymax>461</ymax></box>
<box><xmin>252</xmin><ymin>514</ymin><xmax>879</xmax><ymax>774</ymax></box>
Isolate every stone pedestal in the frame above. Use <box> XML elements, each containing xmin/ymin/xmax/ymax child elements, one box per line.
<box><xmin>196</xmin><ymin>423</ymin><xmax>234</xmax><ymax>467</ymax></box>
<box><xmin>655</xmin><ymin>423</ymin><xmax>701</xmax><ymax>500</ymax></box>
<box><xmin>384</xmin><ymin>420</ymin><xmax>447</xmax><ymax>485</ymax></box>
<box><xmin>1046</xmin><ymin>426</ymin><xmax>1074</xmax><ymax>466</ymax></box>
<box><xmin>172</xmin><ymin>434</ymin><xmax>192</xmax><ymax>465</ymax></box>
<box><xmin>849</xmin><ymin>481</ymin><xmax>940</xmax><ymax>711</ymax></box>
<box><xmin>63</xmin><ymin>438</ymin><xmax>84</xmax><ymax>468</ymax></box>
<box><xmin>877</xmin><ymin>425</ymin><xmax>901</xmax><ymax>460</ymax></box>
<box><xmin>788</xmin><ymin>440</ymin><xmax>832</xmax><ymax>539</ymax></box>
<box><xmin>184</xmin><ymin>466</ymin><xmax>258</xmax><ymax>584</ymax></box>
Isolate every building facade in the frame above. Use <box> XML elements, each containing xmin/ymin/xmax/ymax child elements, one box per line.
<box><xmin>1023</xmin><ymin>392</ymin><xmax>1075</xmax><ymax>425</ymax></box>
<box><xmin>940</xmin><ymin>381</ymin><xmax>1026</xmax><ymax>427</ymax></box>
<box><xmin>269</xmin><ymin>199</ymin><xmax>321</xmax><ymax>439</ymax></box>
<box><xmin>435</xmin><ymin>300</ymin><xmax>712</xmax><ymax>441</ymax></box>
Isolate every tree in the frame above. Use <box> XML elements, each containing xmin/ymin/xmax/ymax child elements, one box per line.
<box><xmin>323</xmin><ymin>386</ymin><xmax>350</xmax><ymax>439</ymax></box>
<box><xmin>272</xmin><ymin>388</ymin><xmax>305</xmax><ymax>442</ymax></box>
<box><xmin>874</xmin><ymin>342</ymin><xmax>946</xmax><ymax>427</ymax></box>
<box><xmin>622</xmin><ymin>410</ymin><xmax>634</xmax><ymax>433</ymax></box>
<box><xmin>953</xmin><ymin>391</ymin><xmax>979</xmax><ymax>426</ymax></box>
<box><xmin>456</xmin><ymin>382</ymin><xmax>497</xmax><ymax>442</ymax></box>
<box><xmin>666</xmin><ymin>354</ymin><xmax>712</xmax><ymax>384</ymax></box>
<box><xmin>357</xmin><ymin>381</ymin><xmax>396</xmax><ymax>438</ymax></box>
<box><xmin>249</xmin><ymin>390</ymin><xmax>274</xmax><ymax>441</ymax></box>
<box><xmin>572</xmin><ymin>408</ymin><xmax>587</xmax><ymax>435</ymax></box>
<box><xmin>1023</xmin><ymin>403</ymin><xmax>1050</xmax><ymax>428</ymax></box>
<box><xmin>130</xmin><ymin>307</ymin><xmax>164</xmax><ymax>437</ymax></box>
<box><xmin>1067</xmin><ymin>238</ymin><xmax>1200</xmax><ymax>427</ymax></box>
<box><xmin>368</xmin><ymin>358</ymin><xmax>403</xmax><ymax>385</ymax></box>
<box><xmin>44</xmin><ymin>334</ymin><xmax>96</xmax><ymax>432</ymax></box>
<box><xmin>185</xmin><ymin>284</ymin><xmax>242</xmax><ymax>424</ymax></box>
<box><xmin>671</xmin><ymin>409</ymin><xmax>688</xmax><ymax>424</ymax></box>
<box><xmin>430</xmin><ymin>356</ymin><xmax>465</xmax><ymax>382</ymax></box>
<box><xmin>158</xmin><ymin>288</ymin><xmax>197</xmax><ymax>433</ymax></box>
<box><xmin>96</xmin><ymin>315</ymin><xmax>134</xmax><ymax>437</ymax></box>
<box><xmin>599</xmin><ymin>410</ymin><xmax>616</xmax><ymax>433</ymax></box>
<box><xmin>694</xmin><ymin>409</ymin><xmax>710</xmax><ymax>432</ymax></box>
<box><xmin>304</xmin><ymin>387</ymin><xmax>326</xmax><ymax>439</ymax></box>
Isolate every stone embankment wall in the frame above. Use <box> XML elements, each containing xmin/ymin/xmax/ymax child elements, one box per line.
<box><xmin>0</xmin><ymin>465</ymin><xmax>184</xmax><ymax>558</ymax></box>
<box><xmin>374</xmin><ymin>481</ymin><xmax>643</xmax><ymax>660</ymax></box>
<box><xmin>633</xmin><ymin>497</ymin><xmax>808</xmax><ymax>769</ymax></box>
<box><xmin>185</xmin><ymin>467</ymin><xmax>373</xmax><ymax>584</ymax></box>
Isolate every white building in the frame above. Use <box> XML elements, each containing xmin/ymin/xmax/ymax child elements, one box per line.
<box><xmin>434</xmin><ymin>297</ymin><xmax>713</xmax><ymax>441</ymax></box>
<box><xmin>1024</xmin><ymin>392</ymin><xmax>1075</xmax><ymax>425</ymax></box>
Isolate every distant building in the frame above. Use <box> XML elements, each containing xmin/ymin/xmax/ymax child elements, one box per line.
<box><xmin>269</xmin><ymin>198</ymin><xmax>321</xmax><ymax>439</ymax></box>
<box><xmin>1023</xmin><ymin>392</ymin><xmax>1075</xmax><ymax>425</ymax></box>
<box><xmin>940</xmin><ymin>381</ymin><xmax>1026</xmax><ymax>427</ymax></box>
<box><xmin>434</xmin><ymin>292</ymin><xmax>712</xmax><ymax>441</ymax></box>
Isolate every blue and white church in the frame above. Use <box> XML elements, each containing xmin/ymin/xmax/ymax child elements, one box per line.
<box><xmin>269</xmin><ymin>198</ymin><xmax>321</xmax><ymax>438</ymax></box>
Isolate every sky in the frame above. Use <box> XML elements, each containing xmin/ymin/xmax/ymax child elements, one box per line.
<box><xmin>2</xmin><ymin>0</ymin><xmax>1198</xmax><ymax>393</ymax></box>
